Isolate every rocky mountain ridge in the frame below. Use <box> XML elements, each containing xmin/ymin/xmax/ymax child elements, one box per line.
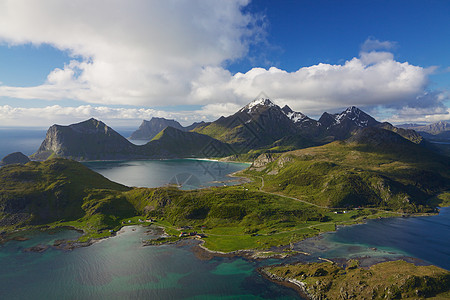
<box><xmin>29</xmin><ymin>98</ymin><xmax>437</xmax><ymax>161</ymax></box>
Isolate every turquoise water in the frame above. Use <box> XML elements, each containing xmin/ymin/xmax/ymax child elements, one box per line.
<box><xmin>0</xmin><ymin>226</ymin><xmax>299</xmax><ymax>299</ymax></box>
<box><xmin>1</xmin><ymin>210</ymin><xmax>449</xmax><ymax>299</ymax></box>
<box><xmin>289</xmin><ymin>207</ymin><xmax>450</xmax><ymax>270</ymax></box>
<box><xmin>83</xmin><ymin>159</ymin><xmax>250</xmax><ymax>189</ymax></box>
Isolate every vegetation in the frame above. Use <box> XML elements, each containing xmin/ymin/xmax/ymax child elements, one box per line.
<box><xmin>0</xmin><ymin>158</ymin><xmax>402</xmax><ymax>251</ymax></box>
<box><xmin>1</xmin><ymin>128</ymin><xmax>449</xmax><ymax>252</ymax></box>
<box><xmin>0</xmin><ymin>159</ymin><xmax>132</xmax><ymax>239</ymax></box>
<box><xmin>264</xmin><ymin>260</ymin><xmax>450</xmax><ymax>299</ymax></box>
<box><xmin>244</xmin><ymin>134</ymin><xmax>450</xmax><ymax>212</ymax></box>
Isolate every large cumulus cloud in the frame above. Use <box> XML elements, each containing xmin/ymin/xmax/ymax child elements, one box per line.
<box><xmin>0</xmin><ymin>0</ymin><xmax>447</xmax><ymax>125</ymax></box>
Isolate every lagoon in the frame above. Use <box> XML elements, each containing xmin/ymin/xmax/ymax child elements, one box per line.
<box><xmin>83</xmin><ymin>159</ymin><xmax>250</xmax><ymax>189</ymax></box>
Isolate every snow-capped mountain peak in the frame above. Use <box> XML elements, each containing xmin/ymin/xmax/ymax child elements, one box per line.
<box><xmin>333</xmin><ymin>106</ymin><xmax>375</xmax><ymax>127</ymax></box>
<box><xmin>281</xmin><ymin>105</ymin><xmax>307</xmax><ymax>123</ymax></box>
<box><xmin>239</xmin><ymin>98</ymin><xmax>276</xmax><ymax>113</ymax></box>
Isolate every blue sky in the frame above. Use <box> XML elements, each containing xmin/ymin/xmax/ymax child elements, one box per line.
<box><xmin>0</xmin><ymin>0</ymin><xmax>449</xmax><ymax>127</ymax></box>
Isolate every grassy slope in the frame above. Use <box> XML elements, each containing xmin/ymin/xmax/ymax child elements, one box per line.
<box><xmin>265</xmin><ymin>260</ymin><xmax>450</xmax><ymax>299</ymax></box>
<box><xmin>245</xmin><ymin>140</ymin><xmax>450</xmax><ymax>212</ymax></box>
<box><xmin>0</xmin><ymin>159</ymin><xmax>133</xmax><ymax>238</ymax></box>
<box><xmin>125</xmin><ymin>186</ymin><xmax>400</xmax><ymax>252</ymax></box>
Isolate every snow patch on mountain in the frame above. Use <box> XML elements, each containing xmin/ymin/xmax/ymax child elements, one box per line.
<box><xmin>239</xmin><ymin>98</ymin><xmax>276</xmax><ymax>113</ymax></box>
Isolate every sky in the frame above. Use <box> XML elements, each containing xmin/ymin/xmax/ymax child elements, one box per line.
<box><xmin>0</xmin><ymin>0</ymin><xmax>449</xmax><ymax>128</ymax></box>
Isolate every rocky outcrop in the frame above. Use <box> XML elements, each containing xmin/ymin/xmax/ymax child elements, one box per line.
<box><xmin>0</xmin><ymin>152</ymin><xmax>30</xmax><ymax>166</ymax></box>
<box><xmin>251</xmin><ymin>153</ymin><xmax>277</xmax><ymax>168</ymax></box>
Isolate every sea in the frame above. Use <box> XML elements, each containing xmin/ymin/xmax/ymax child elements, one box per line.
<box><xmin>0</xmin><ymin>127</ymin><xmax>449</xmax><ymax>299</ymax></box>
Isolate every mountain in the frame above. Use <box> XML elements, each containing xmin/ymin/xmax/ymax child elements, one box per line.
<box><xmin>31</xmin><ymin>118</ymin><xmax>230</xmax><ymax>161</ymax></box>
<box><xmin>281</xmin><ymin>105</ymin><xmax>319</xmax><ymax>129</ymax></box>
<box><xmin>375</xmin><ymin>122</ymin><xmax>424</xmax><ymax>144</ymax></box>
<box><xmin>184</xmin><ymin>121</ymin><xmax>207</xmax><ymax>131</ymax></box>
<box><xmin>0</xmin><ymin>152</ymin><xmax>30</xmax><ymax>166</ymax></box>
<box><xmin>31</xmin><ymin>102</ymin><xmax>439</xmax><ymax>162</ymax></box>
<box><xmin>398</xmin><ymin>121</ymin><xmax>450</xmax><ymax>148</ymax></box>
<box><xmin>194</xmin><ymin>98</ymin><xmax>299</xmax><ymax>152</ymax></box>
<box><xmin>248</xmin><ymin>127</ymin><xmax>450</xmax><ymax>209</ymax></box>
<box><xmin>399</xmin><ymin>121</ymin><xmax>450</xmax><ymax>135</ymax></box>
<box><xmin>130</xmin><ymin>117</ymin><xmax>184</xmax><ymax>140</ymax></box>
<box><xmin>318</xmin><ymin>106</ymin><xmax>380</xmax><ymax>139</ymax></box>
<box><xmin>130</xmin><ymin>118</ymin><xmax>207</xmax><ymax>140</ymax></box>
<box><xmin>31</xmin><ymin>118</ymin><xmax>140</xmax><ymax>161</ymax></box>
<box><xmin>396</xmin><ymin>123</ymin><xmax>426</xmax><ymax>129</ymax></box>
<box><xmin>142</xmin><ymin>126</ymin><xmax>232</xmax><ymax>158</ymax></box>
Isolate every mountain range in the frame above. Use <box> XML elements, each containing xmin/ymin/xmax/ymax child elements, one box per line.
<box><xmin>28</xmin><ymin>98</ymin><xmax>445</xmax><ymax>161</ymax></box>
<box><xmin>31</xmin><ymin>118</ymin><xmax>230</xmax><ymax>161</ymax></box>
<box><xmin>398</xmin><ymin>121</ymin><xmax>450</xmax><ymax>134</ymax></box>
<box><xmin>130</xmin><ymin>117</ymin><xmax>205</xmax><ymax>140</ymax></box>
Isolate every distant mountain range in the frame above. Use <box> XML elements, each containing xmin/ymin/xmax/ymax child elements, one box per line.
<box><xmin>398</xmin><ymin>121</ymin><xmax>450</xmax><ymax>134</ymax></box>
<box><xmin>397</xmin><ymin>121</ymin><xmax>450</xmax><ymax>146</ymax></box>
<box><xmin>130</xmin><ymin>117</ymin><xmax>205</xmax><ymax>140</ymax></box>
<box><xmin>27</xmin><ymin>98</ymin><xmax>446</xmax><ymax>161</ymax></box>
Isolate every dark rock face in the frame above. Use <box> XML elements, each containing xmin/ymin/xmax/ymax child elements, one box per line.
<box><xmin>319</xmin><ymin>106</ymin><xmax>380</xmax><ymax>139</ymax></box>
<box><xmin>347</xmin><ymin>127</ymin><xmax>411</xmax><ymax>146</ymax></box>
<box><xmin>376</xmin><ymin>122</ymin><xmax>424</xmax><ymax>144</ymax></box>
<box><xmin>281</xmin><ymin>105</ymin><xmax>319</xmax><ymax>130</ymax></box>
<box><xmin>0</xmin><ymin>152</ymin><xmax>30</xmax><ymax>166</ymax></box>
<box><xmin>32</xmin><ymin>118</ymin><xmax>139</xmax><ymax>161</ymax></box>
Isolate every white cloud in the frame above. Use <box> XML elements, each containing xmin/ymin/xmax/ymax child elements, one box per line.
<box><xmin>361</xmin><ymin>37</ymin><xmax>397</xmax><ymax>52</ymax></box>
<box><xmin>189</xmin><ymin>52</ymin><xmax>439</xmax><ymax>116</ymax></box>
<box><xmin>0</xmin><ymin>2</ymin><xmax>447</xmax><ymax>125</ymax></box>
<box><xmin>388</xmin><ymin>106</ymin><xmax>450</xmax><ymax>124</ymax></box>
<box><xmin>0</xmin><ymin>104</ymin><xmax>229</xmax><ymax>128</ymax></box>
<box><xmin>0</xmin><ymin>0</ymin><xmax>256</xmax><ymax>105</ymax></box>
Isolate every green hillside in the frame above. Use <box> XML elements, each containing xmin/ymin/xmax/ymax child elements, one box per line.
<box><xmin>245</xmin><ymin>128</ymin><xmax>450</xmax><ymax>211</ymax></box>
<box><xmin>0</xmin><ymin>159</ymin><xmax>133</xmax><ymax>235</ymax></box>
